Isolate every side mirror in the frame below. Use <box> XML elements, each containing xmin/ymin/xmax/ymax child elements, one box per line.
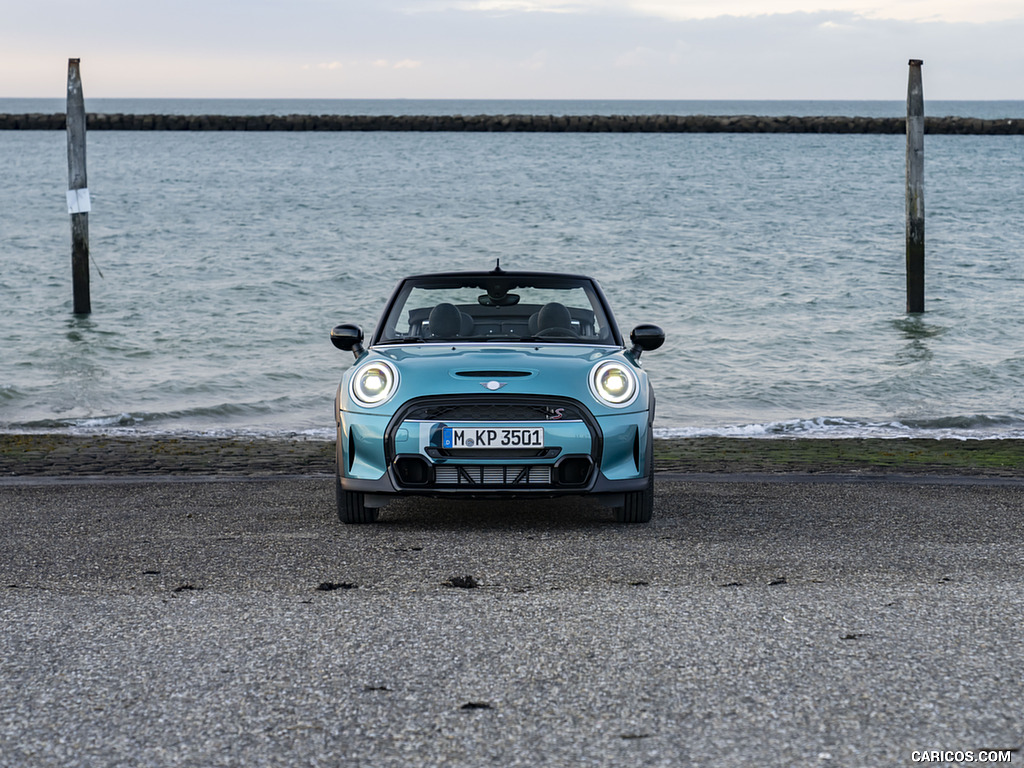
<box><xmin>629</xmin><ymin>324</ymin><xmax>665</xmax><ymax>359</ymax></box>
<box><xmin>330</xmin><ymin>324</ymin><xmax>365</xmax><ymax>358</ymax></box>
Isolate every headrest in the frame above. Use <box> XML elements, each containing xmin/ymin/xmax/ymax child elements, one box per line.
<box><xmin>537</xmin><ymin>302</ymin><xmax>573</xmax><ymax>331</ymax></box>
<box><xmin>428</xmin><ymin>303</ymin><xmax>463</xmax><ymax>338</ymax></box>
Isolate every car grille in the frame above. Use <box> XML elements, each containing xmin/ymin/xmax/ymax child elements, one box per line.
<box><xmin>404</xmin><ymin>401</ymin><xmax>584</xmax><ymax>422</ymax></box>
<box><xmin>386</xmin><ymin>397</ymin><xmax>601</xmax><ymax>491</ymax></box>
<box><xmin>434</xmin><ymin>464</ymin><xmax>552</xmax><ymax>486</ymax></box>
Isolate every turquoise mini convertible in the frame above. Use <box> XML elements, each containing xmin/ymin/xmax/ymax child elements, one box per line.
<box><xmin>330</xmin><ymin>265</ymin><xmax>664</xmax><ymax>524</ymax></box>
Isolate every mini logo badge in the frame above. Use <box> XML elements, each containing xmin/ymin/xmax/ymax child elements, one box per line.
<box><xmin>482</xmin><ymin>380</ymin><xmax>506</xmax><ymax>391</ymax></box>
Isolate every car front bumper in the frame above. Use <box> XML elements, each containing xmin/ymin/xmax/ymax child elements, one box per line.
<box><xmin>337</xmin><ymin>394</ymin><xmax>651</xmax><ymax>500</ymax></box>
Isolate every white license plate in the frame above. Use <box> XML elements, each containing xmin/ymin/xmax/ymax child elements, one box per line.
<box><xmin>442</xmin><ymin>426</ymin><xmax>544</xmax><ymax>449</ymax></box>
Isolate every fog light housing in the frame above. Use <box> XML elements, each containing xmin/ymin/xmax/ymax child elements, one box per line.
<box><xmin>555</xmin><ymin>456</ymin><xmax>593</xmax><ymax>487</ymax></box>
<box><xmin>394</xmin><ymin>456</ymin><xmax>431</xmax><ymax>486</ymax></box>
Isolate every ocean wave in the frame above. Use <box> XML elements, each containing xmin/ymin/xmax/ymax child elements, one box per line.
<box><xmin>0</xmin><ymin>384</ymin><xmax>22</xmax><ymax>403</ymax></box>
<box><xmin>654</xmin><ymin>415</ymin><xmax>1024</xmax><ymax>440</ymax></box>
<box><xmin>1</xmin><ymin>421</ymin><xmax>335</xmax><ymax>441</ymax></box>
<box><xmin>3</xmin><ymin>400</ymin><xmax>335</xmax><ymax>440</ymax></box>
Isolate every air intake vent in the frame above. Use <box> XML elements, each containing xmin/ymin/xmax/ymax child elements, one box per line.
<box><xmin>434</xmin><ymin>465</ymin><xmax>552</xmax><ymax>486</ymax></box>
<box><xmin>455</xmin><ymin>370</ymin><xmax>532</xmax><ymax>378</ymax></box>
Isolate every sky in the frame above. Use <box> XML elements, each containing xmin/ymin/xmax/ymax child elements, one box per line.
<box><xmin>2</xmin><ymin>0</ymin><xmax>1022</xmax><ymax>100</ymax></box>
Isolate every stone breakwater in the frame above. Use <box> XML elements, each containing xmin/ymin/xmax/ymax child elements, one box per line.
<box><xmin>2</xmin><ymin>113</ymin><xmax>1023</xmax><ymax>134</ymax></box>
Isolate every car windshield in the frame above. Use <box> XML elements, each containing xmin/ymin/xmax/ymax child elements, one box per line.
<box><xmin>375</xmin><ymin>273</ymin><xmax>619</xmax><ymax>345</ymax></box>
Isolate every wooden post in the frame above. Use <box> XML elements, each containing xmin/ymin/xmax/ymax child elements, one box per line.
<box><xmin>66</xmin><ymin>58</ymin><xmax>91</xmax><ymax>315</ymax></box>
<box><xmin>905</xmin><ymin>59</ymin><xmax>925</xmax><ymax>314</ymax></box>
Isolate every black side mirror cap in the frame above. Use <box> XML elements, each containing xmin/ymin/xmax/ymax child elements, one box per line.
<box><xmin>630</xmin><ymin>324</ymin><xmax>665</xmax><ymax>359</ymax></box>
<box><xmin>331</xmin><ymin>324</ymin><xmax>365</xmax><ymax>357</ymax></box>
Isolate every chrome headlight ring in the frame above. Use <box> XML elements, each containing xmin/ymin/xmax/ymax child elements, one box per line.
<box><xmin>589</xmin><ymin>360</ymin><xmax>639</xmax><ymax>408</ymax></box>
<box><xmin>349</xmin><ymin>359</ymin><xmax>400</xmax><ymax>408</ymax></box>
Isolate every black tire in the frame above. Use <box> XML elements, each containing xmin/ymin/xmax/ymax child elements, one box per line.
<box><xmin>615</xmin><ymin>476</ymin><xmax>653</xmax><ymax>524</ymax></box>
<box><xmin>614</xmin><ymin>430</ymin><xmax>654</xmax><ymax>524</ymax></box>
<box><xmin>336</xmin><ymin>468</ymin><xmax>378</xmax><ymax>524</ymax></box>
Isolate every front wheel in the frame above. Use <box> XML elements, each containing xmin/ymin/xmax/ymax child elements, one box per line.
<box><xmin>336</xmin><ymin>472</ymin><xmax>378</xmax><ymax>524</ymax></box>
<box><xmin>614</xmin><ymin>475</ymin><xmax>653</xmax><ymax>524</ymax></box>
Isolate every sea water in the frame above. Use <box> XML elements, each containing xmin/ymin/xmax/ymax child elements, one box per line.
<box><xmin>1</xmin><ymin>100</ymin><xmax>1022</xmax><ymax>439</ymax></box>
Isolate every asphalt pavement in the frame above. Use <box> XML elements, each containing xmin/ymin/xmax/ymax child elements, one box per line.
<box><xmin>1</xmin><ymin>475</ymin><xmax>1022</xmax><ymax>767</ymax></box>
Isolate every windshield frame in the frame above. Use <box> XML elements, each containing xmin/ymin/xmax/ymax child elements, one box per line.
<box><xmin>370</xmin><ymin>270</ymin><xmax>624</xmax><ymax>348</ymax></box>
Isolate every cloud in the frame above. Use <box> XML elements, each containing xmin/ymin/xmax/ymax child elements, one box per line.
<box><xmin>613</xmin><ymin>45</ymin><xmax>678</xmax><ymax>69</ymax></box>
<box><xmin>437</xmin><ymin>0</ymin><xmax>1024</xmax><ymax>23</ymax></box>
<box><xmin>2</xmin><ymin>0</ymin><xmax>1021</xmax><ymax>98</ymax></box>
<box><xmin>518</xmin><ymin>51</ymin><xmax>548</xmax><ymax>70</ymax></box>
<box><xmin>427</xmin><ymin>0</ymin><xmax>585</xmax><ymax>12</ymax></box>
<box><xmin>372</xmin><ymin>59</ymin><xmax>424</xmax><ymax>69</ymax></box>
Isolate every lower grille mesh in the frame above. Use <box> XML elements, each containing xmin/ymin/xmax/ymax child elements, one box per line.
<box><xmin>434</xmin><ymin>465</ymin><xmax>552</xmax><ymax>486</ymax></box>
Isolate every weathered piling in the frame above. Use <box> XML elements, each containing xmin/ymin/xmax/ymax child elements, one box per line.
<box><xmin>66</xmin><ymin>59</ymin><xmax>91</xmax><ymax>315</ymax></box>
<box><xmin>906</xmin><ymin>60</ymin><xmax>926</xmax><ymax>314</ymax></box>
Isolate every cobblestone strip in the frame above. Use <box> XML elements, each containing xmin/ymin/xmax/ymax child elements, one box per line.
<box><xmin>0</xmin><ymin>435</ymin><xmax>335</xmax><ymax>477</ymax></box>
<box><xmin>2</xmin><ymin>434</ymin><xmax>1023</xmax><ymax>479</ymax></box>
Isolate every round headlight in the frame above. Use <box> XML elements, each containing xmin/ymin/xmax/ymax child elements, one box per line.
<box><xmin>590</xmin><ymin>361</ymin><xmax>638</xmax><ymax>407</ymax></box>
<box><xmin>350</xmin><ymin>360</ymin><xmax>399</xmax><ymax>407</ymax></box>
